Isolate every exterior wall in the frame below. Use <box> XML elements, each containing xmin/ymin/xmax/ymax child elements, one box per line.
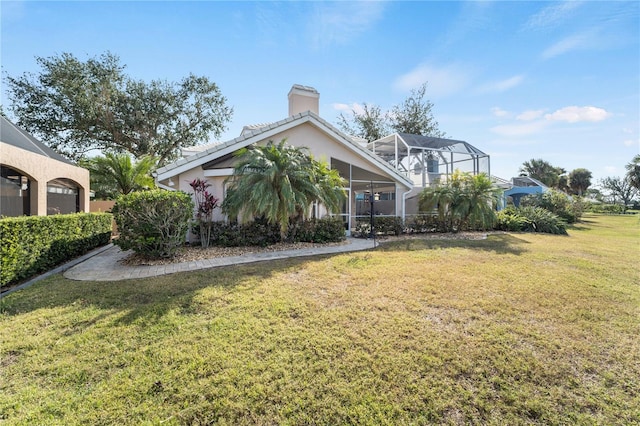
<box><xmin>248</xmin><ymin>122</ymin><xmax>410</xmax><ymax>226</ymax></box>
<box><xmin>157</xmin><ymin>119</ymin><xmax>413</xmax><ymax>238</ymax></box>
<box><xmin>1</xmin><ymin>142</ymin><xmax>90</xmax><ymax>216</ymax></box>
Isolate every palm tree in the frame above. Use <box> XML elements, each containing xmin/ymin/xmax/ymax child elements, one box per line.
<box><xmin>419</xmin><ymin>171</ymin><xmax>498</xmax><ymax>232</ymax></box>
<box><xmin>568</xmin><ymin>168</ymin><xmax>593</xmax><ymax>196</ymax></box>
<box><xmin>519</xmin><ymin>158</ymin><xmax>565</xmax><ymax>188</ymax></box>
<box><xmin>83</xmin><ymin>153</ymin><xmax>156</xmax><ymax>199</ymax></box>
<box><xmin>222</xmin><ymin>139</ymin><xmax>346</xmax><ymax>239</ymax></box>
<box><xmin>456</xmin><ymin>173</ymin><xmax>500</xmax><ymax>231</ymax></box>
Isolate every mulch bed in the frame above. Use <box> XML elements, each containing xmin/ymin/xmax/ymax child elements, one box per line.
<box><xmin>121</xmin><ymin>232</ymin><xmax>490</xmax><ymax>266</ymax></box>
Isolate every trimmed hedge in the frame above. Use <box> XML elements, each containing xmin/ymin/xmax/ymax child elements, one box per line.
<box><xmin>112</xmin><ymin>190</ymin><xmax>193</xmax><ymax>258</ymax></box>
<box><xmin>201</xmin><ymin>216</ymin><xmax>346</xmax><ymax>247</ymax></box>
<box><xmin>291</xmin><ymin>217</ymin><xmax>346</xmax><ymax>243</ymax></box>
<box><xmin>354</xmin><ymin>216</ymin><xmax>404</xmax><ymax>238</ymax></box>
<box><xmin>0</xmin><ymin>213</ymin><xmax>113</xmax><ymax>288</ymax></box>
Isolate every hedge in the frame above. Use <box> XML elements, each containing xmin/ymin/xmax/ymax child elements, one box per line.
<box><xmin>200</xmin><ymin>216</ymin><xmax>346</xmax><ymax>247</ymax></box>
<box><xmin>0</xmin><ymin>213</ymin><xmax>113</xmax><ymax>288</ymax></box>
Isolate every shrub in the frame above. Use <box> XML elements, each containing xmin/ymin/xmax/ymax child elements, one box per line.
<box><xmin>292</xmin><ymin>217</ymin><xmax>346</xmax><ymax>243</ymax></box>
<box><xmin>207</xmin><ymin>217</ymin><xmax>282</xmax><ymax>247</ymax></box>
<box><xmin>188</xmin><ymin>178</ymin><xmax>219</xmax><ymax>248</ymax></box>
<box><xmin>404</xmin><ymin>214</ymin><xmax>442</xmax><ymax>233</ymax></box>
<box><xmin>495</xmin><ymin>207</ymin><xmax>532</xmax><ymax>232</ymax></box>
<box><xmin>0</xmin><ymin>213</ymin><xmax>112</xmax><ymax>287</ymax></box>
<box><xmin>514</xmin><ymin>206</ymin><xmax>567</xmax><ymax>235</ymax></box>
<box><xmin>585</xmin><ymin>203</ymin><xmax>625</xmax><ymax>214</ymax></box>
<box><xmin>112</xmin><ymin>190</ymin><xmax>193</xmax><ymax>258</ymax></box>
<box><xmin>521</xmin><ymin>189</ymin><xmax>582</xmax><ymax>223</ymax></box>
<box><xmin>353</xmin><ymin>216</ymin><xmax>404</xmax><ymax>238</ymax></box>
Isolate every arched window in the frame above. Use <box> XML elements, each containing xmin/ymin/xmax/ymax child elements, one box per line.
<box><xmin>47</xmin><ymin>178</ymin><xmax>79</xmax><ymax>215</ymax></box>
<box><xmin>1</xmin><ymin>165</ymin><xmax>31</xmax><ymax>217</ymax></box>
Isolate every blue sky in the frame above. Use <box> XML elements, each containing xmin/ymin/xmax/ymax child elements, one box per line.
<box><xmin>2</xmin><ymin>1</ymin><xmax>638</xmax><ymax>181</ymax></box>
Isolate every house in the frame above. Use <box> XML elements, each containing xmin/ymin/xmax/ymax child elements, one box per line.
<box><xmin>0</xmin><ymin>116</ymin><xmax>90</xmax><ymax>217</ymax></box>
<box><xmin>155</xmin><ymin>85</ymin><xmax>489</xmax><ymax>236</ymax></box>
<box><xmin>501</xmin><ymin>176</ymin><xmax>549</xmax><ymax>208</ymax></box>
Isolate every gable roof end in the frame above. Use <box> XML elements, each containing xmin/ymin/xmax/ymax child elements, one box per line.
<box><xmin>156</xmin><ymin>111</ymin><xmax>413</xmax><ymax>189</ymax></box>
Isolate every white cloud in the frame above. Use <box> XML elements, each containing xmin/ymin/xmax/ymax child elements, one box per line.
<box><xmin>490</xmin><ymin>121</ymin><xmax>550</xmax><ymax>137</ymax></box>
<box><xmin>623</xmin><ymin>139</ymin><xmax>638</xmax><ymax>147</ymax></box>
<box><xmin>544</xmin><ymin>106</ymin><xmax>610</xmax><ymax>123</ymax></box>
<box><xmin>392</xmin><ymin>63</ymin><xmax>471</xmax><ymax>98</ymax></box>
<box><xmin>476</xmin><ymin>75</ymin><xmax>525</xmax><ymax>94</ymax></box>
<box><xmin>332</xmin><ymin>102</ymin><xmax>365</xmax><ymax>115</ymax></box>
<box><xmin>525</xmin><ymin>1</ymin><xmax>584</xmax><ymax>31</ymax></box>
<box><xmin>541</xmin><ymin>30</ymin><xmax>598</xmax><ymax>59</ymax></box>
<box><xmin>491</xmin><ymin>107</ymin><xmax>510</xmax><ymax>118</ymax></box>
<box><xmin>309</xmin><ymin>2</ymin><xmax>385</xmax><ymax>49</ymax></box>
<box><xmin>517</xmin><ymin>110</ymin><xmax>546</xmax><ymax>121</ymax></box>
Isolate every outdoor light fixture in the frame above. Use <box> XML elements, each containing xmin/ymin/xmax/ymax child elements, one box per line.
<box><xmin>168</xmin><ymin>179</ymin><xmax>175</xmax><ymax>187</ymax></box>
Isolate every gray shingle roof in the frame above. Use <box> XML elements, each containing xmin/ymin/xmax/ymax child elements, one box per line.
<box><xmin>0</xmin><ymin>116</ymin><xmax>75</xmax><ymax>165</ymax></box>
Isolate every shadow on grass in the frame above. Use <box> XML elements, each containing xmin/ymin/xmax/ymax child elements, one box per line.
<box><xmin>377</xmin><ymin>233</ymin><xmax>531</xmax><ymax>256</ymax></box>
<box><xmin>0</xmin><ymin>256</ymin><xmax>326</xmax><ymax>326</ymax></box>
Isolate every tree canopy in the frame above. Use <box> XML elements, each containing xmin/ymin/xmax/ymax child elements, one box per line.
<box><xmin>568</xmin><ymin>168</ymin><xmax>593</xmax><ymax>196</ymax></box>
<box><xmin>519</xmin><ymin>159</ymin><xmax>567</xmax><ymax>188</ymax></box>
<box><xmin>626</xmin><ymin>154</ymin><xmax>640</xmax><ymax>190</ymax></box>
<box><xmin>599</xmin><ymin>176</ymin><xmax>638</xmax><ymax>212</ymax></box>
<box><xmin>5</xmin><ymin>52</ymin><xmax>233</xmax><ymax>165</ymax></box>
<box><xmin>336</xmin><ymin>83</ymin><xmax>444</xmax><ymax>142</ymax></box>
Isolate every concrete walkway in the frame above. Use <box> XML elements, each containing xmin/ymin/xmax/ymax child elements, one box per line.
<box><xmin>64</xmin><ymin>238</ymin><xmax>377</xmax><ymax>281</ymax></box>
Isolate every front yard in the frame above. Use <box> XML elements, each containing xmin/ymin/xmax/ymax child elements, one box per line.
<box><xmin>1</xmin><ymin>214</ymin><xmax>638</xmax><ymax>424</ymax></box>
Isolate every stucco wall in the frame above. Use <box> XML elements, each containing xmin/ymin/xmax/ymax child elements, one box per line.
<box><xmin>1</xmin><ymin>142</ymin><xmax>90</xmax><ymax>216</ymax></box>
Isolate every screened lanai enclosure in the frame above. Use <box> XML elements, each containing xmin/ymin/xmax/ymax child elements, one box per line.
<box><xmin>368</xmin><ymin>133</ymin><xmax>490</xmax><ymax>187</ymax></box>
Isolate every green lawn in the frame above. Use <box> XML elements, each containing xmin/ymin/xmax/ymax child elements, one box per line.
<box><xmin>1</xmin><ymin>214</ymin><xmax>638</xmax><ymax>425</ymax></box>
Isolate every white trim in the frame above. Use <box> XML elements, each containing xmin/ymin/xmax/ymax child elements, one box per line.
<box><xmin>203</xmin><ymin>168</ymin><xmax>234</xmax><ymax>177</ymax></box>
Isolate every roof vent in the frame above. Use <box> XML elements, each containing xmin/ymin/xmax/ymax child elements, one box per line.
<box><xmin>288</xmin><ymin>84</ymin><xmax>319</xmax><ymax>116</ymax></box>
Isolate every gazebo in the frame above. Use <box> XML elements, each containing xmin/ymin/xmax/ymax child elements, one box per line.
<box><xmin>367</xmin><ymin>133</ymin><xmax>490</xmax><ymax>188</ymax></box>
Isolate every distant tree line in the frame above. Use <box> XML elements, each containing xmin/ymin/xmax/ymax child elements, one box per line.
<box><xmin>518</xmin><ymin>156</ymin><xmax>640</xmax><ymax>212</ymax></box>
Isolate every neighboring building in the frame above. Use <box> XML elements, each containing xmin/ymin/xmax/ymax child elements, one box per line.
<box><xmin>0</xmin><ymin>116</ymin><xmax>90</xmax><ymax>217</ymax></box>
<box><xmin>501</xmin><ymin>176</ymin><xmax>549</xmax><ymax>208</ymax></box>
<box><xmin>155</xmin><ymin>85</ymin><xmax>489</xmax><ymax>236</ymax></box>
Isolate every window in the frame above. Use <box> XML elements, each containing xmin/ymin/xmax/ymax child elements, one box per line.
<box><xmin>1</xmin><ymin>166</ymin><xmax>30</xmax><ymax>216</ymax></box>
<box><xmin>47</xmin><ymin>178</ymin><xmax>79</xmax><ymax>215</ymax></box>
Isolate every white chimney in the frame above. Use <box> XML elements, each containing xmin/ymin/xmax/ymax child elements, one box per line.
<box><xmin>288</xmin><ymin>84</ymin><xmax>319</xmax><ymax>116</ymax></box>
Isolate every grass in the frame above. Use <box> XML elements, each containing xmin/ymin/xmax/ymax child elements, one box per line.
<box><xmin>1</xmin><ymin>214</ymin><xmax>639</xmax><ymax>425</ymax></box>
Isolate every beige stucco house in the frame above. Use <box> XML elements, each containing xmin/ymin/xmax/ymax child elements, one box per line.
<box><xmin>155</xmin><ymin>85</ymin><xmax>489</xmax><ymax>236</ymax></box>
<box><xmin>0</xmin><ymin>116</ymin><xmax>90</xmax><ymax>217</ymax></box>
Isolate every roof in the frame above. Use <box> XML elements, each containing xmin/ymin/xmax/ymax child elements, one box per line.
<box><xmin>371</xmin><ymin>132</ymin><xmax>488</xmax><ymax>156</ymax></box>
<box><xmin>0</xmin><ymin>116</ymin><xmax>75</xmax><ymax>165</ymax></box>
<box><xmin>156</xmin><ymin>111</ymin><xmax>413</xmax><ymax>189</ymax></box>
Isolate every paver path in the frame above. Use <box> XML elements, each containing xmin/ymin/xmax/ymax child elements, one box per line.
<box><xmin>64</xmin><ymin>238</ymin><xmax>376</xmax><ymax>281</ymax></box>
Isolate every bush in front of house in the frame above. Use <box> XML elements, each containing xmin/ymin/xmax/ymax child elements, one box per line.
<box><xmin>205</xmin><ymin>216</ymin><xmax>346</xmax><ymax>247</ymax></box>
<box><xmin>495</xmin><ymin>206</ymin><xmax>567</xmax><ymax>235</ymax></box>
<box><xmin>291</xmin><ymin>217</ymin><xmax>346</xmax><ymax>243</ymax></box>
<box><xmin>521</xmin><ymin>189</ymin><xmax>583</xmax><ymax>224</ymax></box>
<box><xmin>405</xmin><ymin>214</ymin><xmax>442</xmax><ymax>233</ymax></box>
<box><xmin>206</xmin><ymin>217</ymin><xmax>282</xmax><ymax>247</ymax></box>
<box><xmin>112</xmin><ymin>190</ymin><xmax>193</xmax><ymax>258</ymax></box>
<box><xmin>0</xmin><ymin>213</ymin><xmax>112</xmax><ymax>288</ymax></box>
<box><xmin>353</xmin><ymin>216</ymin><xmax>404</xmax><ymax>238</ymax></box>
